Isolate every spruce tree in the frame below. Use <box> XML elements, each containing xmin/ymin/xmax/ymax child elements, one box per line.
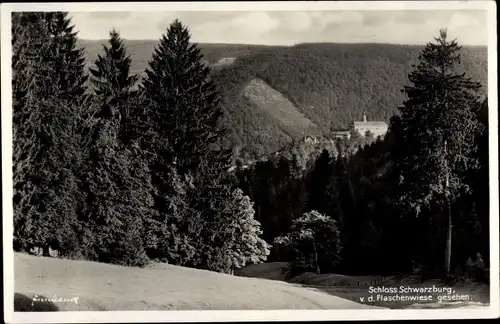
<box><xmin>141</xmin><ymin>19</ymin><xmax>230</xmax><ymax>174</ymax></box>
<box><xmin>142</xmin><ymin>166</ymin><xmax>200</xmax><ymax>266</ymax></box>
<box><xmin>12</xmin><ymin>12</ymin><xmax>47</xmax><ymax>252</ymax></box>
<box><xmin>140</xmin><ymin>19</ymin><xmax>270</xmax><ymax>271</ymax></box>
<box><xmin>89</xmin><ymin>29</ymin><xmax>138</xmax><ymax>98</ymax></box>
<box><xmin>12</xmin><ymin>12</ymin><xmax>88</xmax><ymax>256</ymax></box>
<box><xmin>140</xmin><ymin>19</ymin><xmax>234</xmax><ymax>267</ymax></box>
<box><xmin>82</xmin><ymin>28</ymin><xmax>154</xmax><ymax>266</ymax></box>
<box><xmin>89</xmin><ymin>29</ymin><xmax>140</xmax><ymax>145</ymax></box>
<box><xmin>79</xmin><ymin>102</ymin><xmax>153</xmax><ymax>266</ymax></box>
<box><xmin>393</xmin><ymin>29</ymin><xmax>483</xmax><ymax>276</ymax></box>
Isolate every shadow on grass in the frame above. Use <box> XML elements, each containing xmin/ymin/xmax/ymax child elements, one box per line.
<box><xmin>14</xmin><ymin>293</ymin><xmax>59</xmax><ymax>312</ymax></box>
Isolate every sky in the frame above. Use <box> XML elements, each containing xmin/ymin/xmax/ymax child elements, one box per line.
<box><xmin>68</xmin><ymin>10</ymin><xmax>489</xmax><ymax>46</ymax></box>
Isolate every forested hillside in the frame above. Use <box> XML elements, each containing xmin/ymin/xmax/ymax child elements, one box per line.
<box><xmin>79</xmin><ymin>40</ymin><xmax>488</xmax><ymax>160</ymax></box>
<box><xmin>212</xmin><ymin>44</ymin><xmax>488</xmax><ymax>159</ymax></box>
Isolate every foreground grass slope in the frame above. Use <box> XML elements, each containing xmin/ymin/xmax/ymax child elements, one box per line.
<box><xmin>236</xmin><ymin>263</ymin><xmax>491</xmax><ymax>310</ymax></box>
<box><xmin>14</xmin><ymin>253</ymin><xmax>383</xmax><ymax>311</ymax></box>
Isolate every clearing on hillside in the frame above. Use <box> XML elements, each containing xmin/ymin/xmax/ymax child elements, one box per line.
<box><xmin>242</xmin><ymin>78</ymin><xmax>320</xmax><ymax>138</ymax></box>
<box><xmin>13</xmin><ymin>253</ymin><xmax>383</xmax><ymax>311</ymax></box>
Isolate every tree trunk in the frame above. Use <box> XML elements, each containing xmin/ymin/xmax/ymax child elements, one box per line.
<box><xmin>26</xmin><ymin>243</ymin><xmax>35</xmax><ymax>255</ymax></box>
<box><xmin>42</xmin><ymin>245</ymin><xmax>50</xmax><ymax>257</ymax></box>
<box><xmin>313</xmin><ymin>240</ymin><xmax>320</xmax><ymax>275</ymax></box>
<box><xmin>445</xmin><ymin>200</ymin><xmax>452</xmax><ymax>276</ymax></box>
<box><xmin>443</xmin><ymin>140</ymin><xmax>452</xmax><ymax>277</ymax></box>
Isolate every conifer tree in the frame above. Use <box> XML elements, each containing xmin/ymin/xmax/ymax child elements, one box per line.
<box><xmin>139</xmin><ymin>19</ymin><xmax>271</xmax><ymax>271</ymax></box>
<box><xmin>141</xmin><ymin>19</ymin><xmax>230</xmax><ymax>174</ymax></box>
<box><xmin>142</xmin><ymin>166</ymin><xmax>200</xmax><ymax>266</ymax></box>
<box><xmin>140</xmin><ymin>19</ymin><xmax>234</xmax><ymax>267</ymax></box>
<box><xmin>82</xmin><ymin>28</ymin><xmax>153</xmax><ymax>265</ymax></box>
<box><xmin>89</xmin><ymin>29</ymin><xmax>138</xmax><ymax>98</ymax></box>
<box><xmin>79</xmin><ymin>107</ymin><xmax>153</xmax><ymax>266</ymax></box>
<box><xmin>393</xmin><ymin>29</ymin><xmax>483</xmax><ymax>276</ymax></box>
<box><xmin>12</xmin><ymin>12</ymin><xmax>47</xmax><ymax>252</ymax></box>
<box><xmin>89</xmin><ymin>29</ymin><xmax>140</xmax><ymax>145</ymax></box>
<box><xmin>12</xmin><ymin>12</ymin><xmax>88</xmax><ymax>256</ymax></box>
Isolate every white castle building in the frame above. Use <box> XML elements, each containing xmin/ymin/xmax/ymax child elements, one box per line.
<box><xmin>349</xmin><ymin>115</ymin><xmax>388</xmax><ymax>138</ymax></box>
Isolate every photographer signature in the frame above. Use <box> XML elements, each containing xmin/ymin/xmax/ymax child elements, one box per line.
<box><xmin>31</xmin><ymin>295</ymin><xmax>79</xmax><ymax>306</ymax></box>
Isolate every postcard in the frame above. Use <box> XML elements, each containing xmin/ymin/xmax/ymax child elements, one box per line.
<box><xmin>2</xmin><ymin>1</ymin><xmax>498</xmax><ymax>322</ymax></box>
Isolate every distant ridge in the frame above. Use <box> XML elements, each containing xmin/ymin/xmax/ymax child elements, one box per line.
<box><xmin>80</xmin><ymin>40</ymin><xmax>488</xmax><ymax>48</ymax></box>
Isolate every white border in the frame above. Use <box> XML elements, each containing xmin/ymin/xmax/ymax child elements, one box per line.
<box><xmin>0</xmin><ymin>1</ymin><xmax>497</xmax><ymax>11</ymax></box>
<box><xmin>1</xmin><ymin>1</ymin><xmax>498</xmax><ymax>323</ymax></box>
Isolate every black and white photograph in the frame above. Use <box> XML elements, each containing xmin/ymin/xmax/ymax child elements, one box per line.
<box><xmin>1</xmin><ymin>1</ymin><xmax>498</xmax><ymax>322</ymax></box>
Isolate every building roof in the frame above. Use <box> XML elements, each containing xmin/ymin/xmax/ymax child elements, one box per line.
<box><xmin>352</xmin><ymin>121</ymin><xmax>388</xmax><ymax>127</ymax></box>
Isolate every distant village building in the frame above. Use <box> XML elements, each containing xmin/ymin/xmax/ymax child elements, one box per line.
<box><xmin>331</xmin><ymin>130</ymin><xmax>351</xmax><ymax>140</ymax></box>
<box><xmin>217</xmin><ymin>57</ymin><xmax>237</xmax><ymax>64</ymax></box>
<box><xmin>303</xmin><ymin>115</ymin><xmax>387</xmax><ymax>146</ymax></box>
<box><xmin>349</xmin><ymin>115</ymin><xmax>388</xmax><ymax>138</ymax></box>
<box><xmin>303</xmin><ymin>135</ymin><xmax>319</xmax><ymax>144</ymax></box>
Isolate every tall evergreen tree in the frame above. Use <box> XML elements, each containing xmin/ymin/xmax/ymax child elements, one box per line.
<box><xmin>141</xmin><ymin>19</ymin><xmax>229</xmax><ymax>175</ymax></box>
<box><xmin>89</xmin><ymin>29</ymin><xmax>138</xmax><ymax>98</ymax></box>
<box><xmin>392</xmin><ymin>29</ymin><xmax>483</xmax><ymax>276</ymax></box>
<box><xmin>12</xmin><ymin>12</ymin><xmax>88</xmax><ymax>256</ymax></box>
<box><xmin>89</xmin><ymin>29</ymin><xmax>141</xmax><ymax>145</ymax></box>
<box><xmin>82</xmin><ymin>30</ymin><xmax>156</xmax><ymax>266</ymax></box>
<box><xmin>140</xmin><ymin>19</ymin><xmax>258</xmax><ymax>270</ymax></box>
<box><xmin>79</xmin><ymin>104</ymin><xmax>153</xmax><ymax>266</ymax></box>
<box><xmin>12</xmin><ymin>12</ymin><xmax>47</xmax><ymax>252</ymax></box>
<box><xmin>142</xmin><ymin>166</ymin><xmax>200</xmax><ymax>266</ymax></box>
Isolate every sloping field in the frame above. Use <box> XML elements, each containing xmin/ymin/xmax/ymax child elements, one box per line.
<box><xmin>13</xmin><ymin>253</ymin><xmax>383</xmax><ymax>311</ymax></box>
<box><xmin>242</xmin><ymin>78</ymin><xmax>319</xmax><ymax>138</ymax></box>
<box><xmin>236</xmin><ymin>263</ymin><xmax>491</xmax><ymax>310</ymax></box>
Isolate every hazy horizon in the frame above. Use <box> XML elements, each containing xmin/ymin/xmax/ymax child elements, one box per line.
<box><xmin>70</xmin><ymin>10</ymin><xmax>489</xmax><ymax>46</ymax></box>
<box><xmin>78</xmin><ymin>39</ymin><xmax>489</xmax><ymax>48</ymax></box>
